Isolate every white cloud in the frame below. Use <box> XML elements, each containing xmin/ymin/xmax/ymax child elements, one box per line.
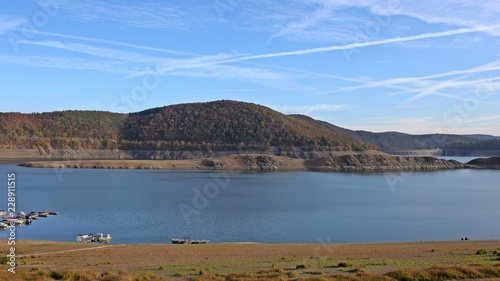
<box><xmin>271</xmin><ymin>104</ymin><xmax>356</xmax><ymax>115</ymax></box>
<box><xmin>0</xmin><ymin>16</ymin><xmax>26</xmax><ymax>35</ymax></box>
<box><xmin>264</xmin><ymin>0</ymin><xmax>500</xmax><ymax>43</ymax></box>
<box><xmin>57</xmin><ymin>0</ymin><xmax>193</xmax><ymax>30</ymax></box>
<box><xmin>170</xmin><ymin>64</ymin><xmax>291</xmax><ymax>81</ymax></box>
<box><xmin>0</xmin><ymin>54</ymin><xmax>132</xmax><ymax>74</ymax></box>
<box><xmin>11</xmin><ymin>28</ymin><xmax>194</xmax><ymax>56</ymax></box>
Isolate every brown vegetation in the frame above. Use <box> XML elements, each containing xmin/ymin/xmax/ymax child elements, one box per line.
<box><xmin>1</xmin><ymin>240</ymin><xmax>499</xmax><ymax>280</ymax></box>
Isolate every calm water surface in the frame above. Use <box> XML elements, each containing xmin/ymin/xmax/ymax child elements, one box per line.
<box><xmin>0</xmin><ymin>163</ymin><xmax>499</xmax><ymax>244</ymax></box>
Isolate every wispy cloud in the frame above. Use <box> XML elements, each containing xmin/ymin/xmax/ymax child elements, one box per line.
<box><xmin>261</xmin><ymin>0</ymin><xmax>500</xmax><ymax>44</ymax></box>
<box><xmin>0</xmin><ymin>54</ymin><xmax>132</xmax><ymax>74</ymax></box>
<box><xmin>368</xmin><ymin>1</ymin><xmax>500</xmax><ymax>36</ymax></box>
<box><xmin>170</xmin><ymin>64</ymin><xmax>291</xmax><ymax>81</ymax></box>
<box><xmin>268</xmin><ymin>2</ymin><xmax>370</xmax><ymax>43</ymax></box>
<box><xmin>10</xmin><ymin>39</ymin><xmax>296</xmax><ymax>86</ymax></box>
<box><xmin>330</xmin><ymin>58</ymin><xmax>500</xmax><ymax>95</ymax></box>
<box><xmin>0</xmin><ymin>15</ymin><xmax>26</xmax><ymax>35</ymax></box>
<box><xmin>402</xmin><ymin>76</ymin><xmax>500</xmax><ymax>105</ymax></box>
<box><xmin>271</xmin><ymin>104</ymin><xmax>357</xmax><ymax>115</ymax></box>
<box><xmin>57</xmin><ymin>0</ymin><xmax>192</xmax><ymax>31</ymax></box>
<box><xmin>12</xmin><ymin>28</ymin><xmax>195</xmax><ymax>56</ymax></box>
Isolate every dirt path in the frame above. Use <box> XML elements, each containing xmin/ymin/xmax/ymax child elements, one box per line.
<box><xmin>18</xmin><ymin>244</ymin><xmax>116</xmax><ymax>258</ymax></box>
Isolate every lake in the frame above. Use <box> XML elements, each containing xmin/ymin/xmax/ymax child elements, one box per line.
<box><xmin>0</xmin><ymin>161</ymin><xmax>499</xmax><ymax>244</ymax></box>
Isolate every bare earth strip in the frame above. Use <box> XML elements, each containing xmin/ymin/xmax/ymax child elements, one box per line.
<box><xmin>18</xmin><ymin>156</ymin><xmax>308</xmax><ymax>171</ymax></box>
<box><xmin>1</xmin><ymin>240</ymin><xmax>499</xmax><ymax>280</ymax></box>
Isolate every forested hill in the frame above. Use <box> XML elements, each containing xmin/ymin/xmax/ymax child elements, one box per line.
<box><xmin>1</xmin><ymin>100</ymin><xmax>497</xmax><ymax>154</ymax></box>
<box><xmin>0</xmin><ymin>111</ymin><xmax>127</xmax><ymax>150</ymax></box>
<box><xmin>119</xmin><ymin>100</ymin><xmax>373</xmax><ymax>151</ymax></box>
<box><xmin>445</xmin><ymin>138</ymin><xmax>500</xmax><ymax>156</ymax></box>
<box><xmin>0</xmin><ymin>101</ymin><xmax>373</xmax><ymax>152</ymax></box>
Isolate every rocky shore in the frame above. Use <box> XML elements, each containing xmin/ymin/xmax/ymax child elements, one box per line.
<box><xmin>19</xmin><ymin>153</ymin><xmax>474</xmax><ymax>172</ymax></box>
<box><xmin>305</xmin><ymin>154</ymin><xmax>468</xmax><ymax>171</ymax></box>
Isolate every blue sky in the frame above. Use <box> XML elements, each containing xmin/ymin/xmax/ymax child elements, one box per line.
<box><xmin>1</xmin><ymin>0</ymin><xmax>500</xmax><ymax>135</ymax></box>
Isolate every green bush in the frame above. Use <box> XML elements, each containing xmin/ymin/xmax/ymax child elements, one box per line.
<box><xmin>0</xmin><ymin>256</ymin><xmax>8</xmax><ymax>265</ymax></box>
<box><xmin>476</xmin><ymin>248</ymin><xmax>488</xmax><ymax>255</ymax></box>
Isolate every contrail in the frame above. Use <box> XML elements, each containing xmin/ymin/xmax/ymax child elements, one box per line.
<box><xmin>145</xmin><ymin>24</ymin><xmax>500</xmax><ymax>77</ymax></box>
<box><xmin>213</xmin><ymin>24</ymin><xmax>500</xmax><ymax>64</ymax></box>
<box><xmin>12</xmin><ymin>28</ymin><xmax>196</xmax><ymax>56</ymax></box>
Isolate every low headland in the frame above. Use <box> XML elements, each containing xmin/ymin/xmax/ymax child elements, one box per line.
<box><xmin>16</xmin><ymin>152</ymin><xmax>481</xmax><ymax>172</ymax></box>
<box><xmin>1</xmin><ymin>239</ymin><xmax>499</xmax><ymax>281</ymax></box>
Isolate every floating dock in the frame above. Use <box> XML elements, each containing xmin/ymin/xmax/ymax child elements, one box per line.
<box><xmin>1</xmin><ymin>210</ymin><xmax>59</xmax><ymax>229</ymax></box>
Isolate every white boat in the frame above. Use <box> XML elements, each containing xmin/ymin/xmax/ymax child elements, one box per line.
<box><xmin>76</xmin><ymin>234</ymin><xmax>93</xmax><ymax>243</ymax></box>
<box><xmin>0</xmin><ymin>210</ymin><xmax>6</xmax><ymax>216</ymax></box>
<box><xmin>94</xmin><ymin>233</ymin><xmax>112</xmax><ymax>243</ymax></box>
<box><xmin>0</xmin><ymin>222</ymin><xmax>7</xmax><ymax>228</ymax></box>
<box><xmin>38</xmin><ymin>211</ymin><xmax>49</xmax><ymax>217</ymax></box>
<box><xmin>76</xmin><ymin>233</ymin><xmax>112</xmax><ymax>243</ymax></box>
<box><xmin>4</xmin><ymin>217</ymin><xmax>24</xmax><ymax>225</ymax></box>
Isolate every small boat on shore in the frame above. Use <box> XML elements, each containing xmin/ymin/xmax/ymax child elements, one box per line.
<box><xmin>172</xmin><ymin>238</ymin><xmax>209</xmax><ymax>244</ymax></box>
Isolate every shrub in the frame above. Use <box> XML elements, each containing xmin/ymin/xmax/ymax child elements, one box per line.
<box><xmin>338</xmin><ymin>262</ymin><xmax>352</xmax><ymax>268</ymax></box>
<box><xmin>386</xmin><ymin>267</ymin><xmax>431</xmax><ymax>281</ymax></box>
<box><xmin>476</xmin><ymin>248</ymin><xmax>488</xmax><ymax>255</ymax></box>
<box><xmin>296</xmin><ymin>264</ymin><xmax>307</xmax><ymax>269</ymax></box>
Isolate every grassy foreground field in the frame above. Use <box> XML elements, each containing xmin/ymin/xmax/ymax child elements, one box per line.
<box><xmin>1</xmin><ymin>240</ymin><xmax>499</xmax><ymax>280</ymax></box>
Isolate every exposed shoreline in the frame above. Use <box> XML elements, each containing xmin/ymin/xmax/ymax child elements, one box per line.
<box><xmin>15</xmin><ymin>153</ymin><xmax>479</xmax><ymax>172</ymax></box>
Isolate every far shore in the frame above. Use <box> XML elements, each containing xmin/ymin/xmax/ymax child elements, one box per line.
<box><xmin>14</xmin><ymin>153</ymin><xmax>492</xmax><ymax>172</ymax></box>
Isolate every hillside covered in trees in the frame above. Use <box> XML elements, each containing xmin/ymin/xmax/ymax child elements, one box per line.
<box><xmin>118</xmin><ymin>100</ymin><xmax>373</xmax><ymax>151</ymax></box>
<box><xmin>0</xmin><ymin>101</ymin><xmax>373</xmax><ymax>152</ymax></box>
<box><xmin>0</xmin><ymin>111</ymin><xmax>127</xmax><ymax>150</ymax></box>
<box><xmin>445</xmin><ymin>138</ymin><xmax>500</xmax><ymax>156</ymax></box>
<box><xmin>0</xmin><ymin>100</ymin><xmax>498</xmax><ymax>156</ymax></box>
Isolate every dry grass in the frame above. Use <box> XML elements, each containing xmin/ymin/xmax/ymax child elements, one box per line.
<box><xmin>1</xmin><ymin>240</ymin><xmax>499</xmax><ymax>280</ymax></box>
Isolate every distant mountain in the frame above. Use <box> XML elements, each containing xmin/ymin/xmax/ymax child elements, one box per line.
<box><xmin>445</xmin><ymin>137</ymin><xmax>500</xmax><ymax>156</ymax></box>
<box><xmin>353</xmin><ymin>131</ymin><xmax>496</xmax><ymax>152</ymax></box>
<box><xmin>0</xmin><ymin>100</ymin><xmax>497</xmax><ymax>156</ymax></box>
<box><xmin>287</xmin><ymin>115</ymin><xmax>497</xmax><ymax>153</ymax></box>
